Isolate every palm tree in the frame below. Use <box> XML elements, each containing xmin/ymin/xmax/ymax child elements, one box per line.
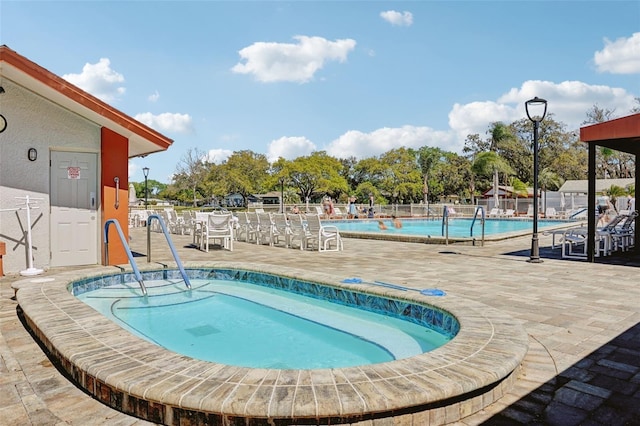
<box><xmin>538</xmin><ymin>168</ymin><xmax>563</xmax><ymax>215</ymax></box>
<box><xmin>471</xmin><ymin>151</ymin><xmax>514</xmax><ymax>209</ymax></box>
<box><xmin>510</xmin><ymin>177</ymin><xmax>529</xmax><ymax>214</ymax></box>
<box><xmin>606</xmin><ymin>185</ymin><xmax>627</xmax><ymax>213</ymax></box>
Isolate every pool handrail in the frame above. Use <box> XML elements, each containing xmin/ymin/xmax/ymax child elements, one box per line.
<box><xmin>104</xmin><ymin>219</ymin><xmax>147</xmax><ymax>296</ymax></box>
<box><xmin>146</xmin><ymin>214</ymin><xmax>191</xmax><ymax>289</ymax></box>
<box><xmin>470</xmin><ymin>206</ymin><xmax>486</xmax><ymax>246</ymax></box>
<box><xmin>441</xmin><ymin>206</ymin><xmax>449</xmax><ymax>244</ymax></box>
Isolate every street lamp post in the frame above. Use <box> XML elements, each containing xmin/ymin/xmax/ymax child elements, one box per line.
<box><xmin>279</xmin><ymin>177</ymin><xmax>285</xmax><ymax>213</ymax></box>
<box><xmin>142</xmin><ymin>167</ymin><xmax>150</xmax><ymax>210</ymax></box>
<box><xmin>525</xmin><ymin>97</ymin><xmax>548</xmax><ymax>263</ymax></box>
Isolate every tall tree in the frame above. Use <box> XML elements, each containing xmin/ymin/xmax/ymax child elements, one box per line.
<box><xmin>378</xmin><ymin>148</ymin><xmax>423</xmax><ymax>204</ymax></box>
<box><xmin>173</xmin><ymin>147</ymin><xmax>209</xmax><ymax>207</ymax></box>
<box><xmin>416</xmin><ymin>146</ymin><xmax>444</xmax><ymax>204</ymax></box>
<box><xmin>283</xmin><ymin>152</ymin><xmax>348</xmax><ymax>204</ymax></box>
<box><xmin>221</xmin><ymin>150</ymin><xmax>270</xmax><ymax>206</ymax></box>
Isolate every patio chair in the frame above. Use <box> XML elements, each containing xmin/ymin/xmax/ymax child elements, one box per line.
<box><xmin>256</xmin><ymin>212</ymin><xmax>279</xmax><ymax>246</ymax></box>
<box><xmin>303</xmin><ymin>214</ymin><xmax>343</xmax><ymax>252</ymax></box>
<box><xmin>235</xmin><ymin>211</ymin><xmax>257</xmax><ymax>243</ymax></box>
<box><xmin>199</xmin><ymin>213</ymin><xmax>233</xmax><ymax>252</ymax></box>
<box><xmin>272</xmin><ymin>213</ymin><xmax>292</xmax><ymax>247</ymax></box>
<box><xmin>332</xmin><ymin>207</ymin><xmax>345</xmax><ymax>219</ymax></box>
<box><xmin>287</xmin><ymin>213</ymin><xmax>308</xmax><ymax>250</ymax></box>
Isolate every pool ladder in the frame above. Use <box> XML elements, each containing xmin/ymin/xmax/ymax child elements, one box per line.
<box><xmin>104</xmin><ymin>219</ymin><xmax>148</xmax><ymax>295</ymax></box>
<box><xmin>104</xmin><ymin>216</ymin><xmax>191</xmax><ymax>296</ymax></box>
<box><xmin>146</xmin><ymin>214</ymin><xmax>191</xmax><ymax>290</ymax></box>
<box><xmin>440</xmin><ymin>205</ymin><xmax>485</xmax><ymax>246</ymax></box>
<box><xmin>470</xmin><ymin>206</ymin><xmax>485</xmax><ymax>246</ymax></box>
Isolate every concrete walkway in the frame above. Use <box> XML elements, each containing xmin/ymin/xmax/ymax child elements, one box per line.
<box><xmin>1</xmin><ymin>228</ymin><xmax>639</xmax><ymax>425</ymax></box>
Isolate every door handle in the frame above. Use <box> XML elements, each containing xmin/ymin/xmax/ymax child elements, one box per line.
<box><xmin>114</xmin><ymin>177</ymin><xmax>120</xmax><ymax>209</ymax></box>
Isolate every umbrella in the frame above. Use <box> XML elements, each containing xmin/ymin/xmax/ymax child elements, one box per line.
<box><xmin>493</xmin><ymin>170</ymin><xmax>500</xmax><ymax>209</ymax></box>
<box><xmin>128</xmin><ymin>183</ymin><xmax>137</xmax><ymax>205</ymax></box>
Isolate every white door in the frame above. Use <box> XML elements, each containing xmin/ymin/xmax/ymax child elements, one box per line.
<box><xmin>50</xmin><ymin>151</ymin><xmax>98</xmax><ymax>267</ymax></box>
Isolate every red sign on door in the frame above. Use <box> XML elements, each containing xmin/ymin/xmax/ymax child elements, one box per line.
<box><xmin>67</xmin><ymin>167</ymin><xmax>81</xmax><ymax>179</ymax></box>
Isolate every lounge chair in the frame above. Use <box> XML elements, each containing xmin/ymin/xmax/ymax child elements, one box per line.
<box><xmin>560</xmin><ymin>213</ymin><xmax>629</xmax><ymax>258</ymax></box>
<box><xmin>488</xmin><ymin>208</ymin><xmax>503</xmax><ymax>218</ymax></box>
<box><xmin>526</xmin><ymin>205</ymin><xmax>534</xmax><ymax>218</ymax></box>
<box><xmin>545</xmin><ymin>207</ymin><xmax>559</xmax><ymax>218</ymax></box>
<box><xmin>503</xmin><ymin>209</ymin><xmax>515</xmax><ymax>218</ymax></box>
<box><xmin>303</xmin><ymin>214</ymin><xmax>343</xmax><ymax>252</ymax></box>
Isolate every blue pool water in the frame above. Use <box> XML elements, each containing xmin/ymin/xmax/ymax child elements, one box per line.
<box><xmin>329</xmin><ymin>218</ymin><xmax>569</xmax><ymax>238</ymax></box>
<box><xmin>75</xmin><ymin>270</ymin><xmax>454</xmax><ymax>369</ymax></box>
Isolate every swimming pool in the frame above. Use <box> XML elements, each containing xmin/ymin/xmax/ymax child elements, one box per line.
<box><xmin>329</xmin><ymin>217</ymin><xmax>570</xmax><ymax>238</ymax></box>
<box><xmin>16</xmin><ymin>262</ymin><xmax>529</xmax><ymax>425</ymax></box>
<box><xmin>76</xmin><ymin>271</ymin><xmax>453</xmax><ymax>369</ymax></box>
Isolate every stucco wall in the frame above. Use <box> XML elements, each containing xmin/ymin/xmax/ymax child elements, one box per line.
<box><xmin>0</xmin><ymin>79</ymin><xmax>101</xmax><ymax>274</ymax></box>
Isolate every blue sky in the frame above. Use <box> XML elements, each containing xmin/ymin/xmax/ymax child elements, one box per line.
<box><xmin>2</xmin><ymin>1</ymin><xmax>639</xmax><ymax>183</ymax></box>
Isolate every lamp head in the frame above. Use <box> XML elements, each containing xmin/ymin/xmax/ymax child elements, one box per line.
<box><xmin>525</xmin><ymin>97</ymin><xmax>548</xmax><ymax>122</ymax></box>
<box><xmin>142</xmin><ymin>167</ymin><xmax>150</xmax><ymax>178</ymax></box>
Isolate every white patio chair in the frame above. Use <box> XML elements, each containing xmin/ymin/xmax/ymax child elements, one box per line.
<box><xmin>287</xmin><ymin>214</ymin><xmax>308</xmax><ymax>250</ymax></box>
<box><xmin>256</xmin><ymin>212</ymin><xmax>279</xmax><ymax>246</ymax></box>
<box><xmin>272</xmin><ymin>213</ymin><xmax>292</xmax><ymax>247</ymax></box>
<box><xmin>303</xmin><ymin>214</ymin><xmax>343</xmax><ymax>252</ymax></box>
<box><xmin>200</xmin><ymin>213</ymin><xmax>233</xmax><ymax>252</ymax></box>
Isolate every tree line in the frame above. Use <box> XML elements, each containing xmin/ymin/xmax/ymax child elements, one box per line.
<box><xmin>134</xmin><ymin>103</ymin><xmax>638</xmax><ymax>207</ymax></box>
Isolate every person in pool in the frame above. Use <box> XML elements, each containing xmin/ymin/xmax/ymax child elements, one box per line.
<box><xmin>392</xmin><ymin>215</ymin><xmax>402</xmax><ymax>228</ymax></box>
<box><xmin>378</xmin><ymin>220</ymin><xmax>388</xmax><ymax>230</ymax></box>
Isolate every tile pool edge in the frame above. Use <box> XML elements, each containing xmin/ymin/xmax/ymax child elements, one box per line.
<box><xmin>15</xmin><ymin>261</ymin><xmax>529</xmax><ymax>424</ymax></box>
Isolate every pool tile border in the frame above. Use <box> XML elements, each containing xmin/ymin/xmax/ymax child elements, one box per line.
<box><xmin>15</xmin><ymin>261</ymin><xmax>529</xmax><ymax>425</ymax></box>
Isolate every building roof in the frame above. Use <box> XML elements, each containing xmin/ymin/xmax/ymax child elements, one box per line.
<box><xmin>558</xmin><ymin>178</ymin><xmax>635</xmax><ymax>193</ymax></box>
<box><xmin>0</xmin><ymin>45</ymin><xmax>172</xmax><ymax>158</ymax></box>
<box><xmin>580</xmin><ymin>113</ymin><xmax>640</xmax><ymax>155</ymax></box>
<box><xmin>482</xmin><ymin>185</ymin><xmax>533</xmax><ymax>197</ymax></box>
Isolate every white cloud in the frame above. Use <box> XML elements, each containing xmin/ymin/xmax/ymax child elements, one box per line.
<box><xmin>134</xmin><ymin>112</ymin><xmax>193</xmax><ymax>134</ymax></box>
<box><xmin>594</xmin><ymin>32</ymin><xmax>640</xmax><ymax>74</ymax></box>
<box><xmin>321</xmin><ymin>79</ymin><xmax>636</xmax><ymax>160</ymax></box>
<box><xmin>325</xmin><ymin>126</ymin><xmax>453</xmax><ymax>159</ymax></box>
<box><xmin>63</xmin><ymin>58</ymin><xmax>126</xmax><ymax>102</ymax></box>
<box><xmin>206</xmin><ymin>149</ymin><xmax>233</xmax><ymax>164</ymax></box>
<box><xmin>231</xmin><ymin>35</ymin><xmax>356</xmax><ymax>83</ymax></box>
<box><xmin>380</xmin><ymin>10</ymin><xmax>413</xmax><ymax>27</ymax></box>
<box><xmin>267</xmin><ymin>136</ymin><xmax>316</xmax><ymax>163</ymax></box>
<box><xmin>128</xmin><ymin>161</ymin><xmax>138</xmax><ymax>179</ymax></box>
<box><xmin>148</xmin><ymin>90</ymin><xmax>160</xmax><ymax>102</ymax></box>
<box><xmin>448</xmin><ymin>101</ymin><xmax>520</xmax><ymax>150</ymax></box>
<box><xmin>497</xmin><ymin>80</ymin><xmax>636</xmax><ymax>130</ymax></box>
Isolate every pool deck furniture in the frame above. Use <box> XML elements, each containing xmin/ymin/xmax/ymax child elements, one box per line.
<box><xmin>2</xmin><ymin>228</ymin><xmax>640</xmax><ymax>425</ymax></box>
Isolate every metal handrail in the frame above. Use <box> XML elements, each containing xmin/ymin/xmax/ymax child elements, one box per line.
<box><xmin>104</xmin><ymin>219</ymin><xmax>147</xmax><ymax>296</ymax></box>
<box><xmin>147</xmin><ymin>214</ymin><xmax>191</xmax><ymax>289</ymax></box>
<box><xmin>441</xmin><ymin>206</ymin><xmax>449</xmax><ymax>244</ymax></box>
<box><xmin>470</xmin><ymin>206</ymin><xmax>486</xmax><ymax>246</ymax></box>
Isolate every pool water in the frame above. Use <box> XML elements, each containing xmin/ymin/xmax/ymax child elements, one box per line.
<box><xmin>78</xmin><ymin>278</ymin><xmax>451</xmax><ymax>369</ymax></box>
<box><xmin>329</xmin><ymin>218</ymin><xmax>569</xmax><ymax>238</ymax></box>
